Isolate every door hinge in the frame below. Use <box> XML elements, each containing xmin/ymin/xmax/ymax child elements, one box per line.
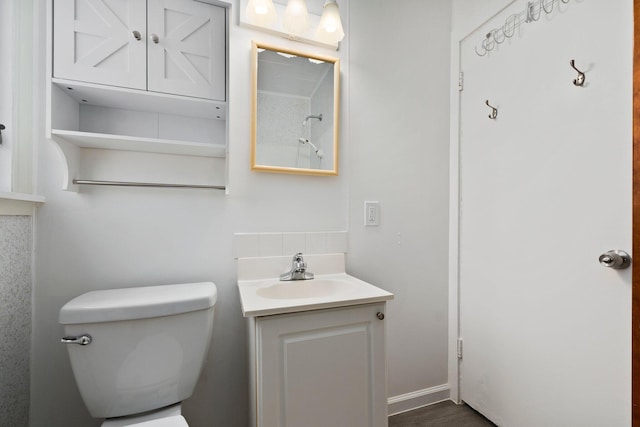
<box><xmin>458</xmin><ymin>71</ymin><xmax>464</xmax><ymax>91</ymax></box>
<box><xmin>457</xmin><ymin>337</ymin><xmax>463</xmax><ymax>359</ymax></box>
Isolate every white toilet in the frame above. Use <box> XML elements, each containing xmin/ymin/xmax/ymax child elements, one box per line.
<box><xmin>59</xmin><ymin>282</ymin><xmax>217</xmax><ymax>427</ymax></box>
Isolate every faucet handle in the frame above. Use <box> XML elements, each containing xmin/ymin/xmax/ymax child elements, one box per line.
<box><xmin>280</xmin><ymin>252</ymin><xmax>313</xmax><ymax>281</ymax></box>
<box><xmin>293</xmin><ymin>254</ymin><xmax>306</xmax><ymax>272</ymax></box>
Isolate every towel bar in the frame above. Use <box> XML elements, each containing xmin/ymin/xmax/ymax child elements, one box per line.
<box><xmin>73</xmin><ymin>179</ymin><xmax>225</xmax><ymax>190</ymax></box>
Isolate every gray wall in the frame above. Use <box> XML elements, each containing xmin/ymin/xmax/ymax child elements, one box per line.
<box><xmin>347</xmin><ymin>0</ymin><xmax>453</xmax><ymax>408</ymax></box>
<box><xmin>27</xmin><ymin>0</ymin><xmax>458</xmax><ymax>425</ymax></box>
<box><xmin>29</xmin><ymin>1</ymin><xmax>349</xmax><ymax>426</ymax></box>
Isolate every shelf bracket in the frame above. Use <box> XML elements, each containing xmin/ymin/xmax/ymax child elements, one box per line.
<box><xmin>50</xmin><ymin>137</ymin><xmax>80</xmax><ymax>192</ymax></box>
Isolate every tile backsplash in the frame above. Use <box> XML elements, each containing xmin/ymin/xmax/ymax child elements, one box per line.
<box><xmin>233</xmin><ymin>231</ymin><xmax>348</xmax><ymax>259</ymax></box>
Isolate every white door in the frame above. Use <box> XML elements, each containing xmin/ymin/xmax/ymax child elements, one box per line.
<box><xmin>147</xmin><ymin>0</ymin><xmax>226</xmax><ymax>100</ymax></box>
<box><xmin>255</xmin><ymin>304</ymin><xmax>388</xmax><ymax>427</ymax></box>
<box><xmin>53</xmin><ymin>0</ymin><xmax>147</xmax><ymax>89</ymax></box>
<box><xmin>458</xmin><ymin>2</ymin><xmax>632</xmax><ymax>426</ymax></box>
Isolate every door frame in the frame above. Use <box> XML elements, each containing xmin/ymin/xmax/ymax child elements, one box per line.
<box><xmin>447</xmin><ymin>0</ymin><xmax>522</xmax><ymax>404</ymax></box>
<box><xmin>632</xmin><ymin>0</ymin><xmax>639</xmax><ymax>424</ymax></box>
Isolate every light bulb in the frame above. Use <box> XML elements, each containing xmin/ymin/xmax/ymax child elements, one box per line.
<box><xmin>316</xmin><ymin>0</ymin><xmax>344</xmax><ymax>44</ymax></box>
<box><xmin>283</xmin><ymin>0</ymin><xmax>310</xmax><ymax>35</ymax></box>
<box><xmin>246</xmin><ymin>0</ymin><xmax>277</xmax><ymax>26</ymax></box>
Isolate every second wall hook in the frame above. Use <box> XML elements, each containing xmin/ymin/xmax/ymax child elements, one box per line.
<box><xmin>485</xmin><ymin>100</ymin><xmax>498</xmax><ymax>119</ymax></box>
<box><xmin>570</xmin><ymin>59</ymin><xmax>586</xmax><ymax>86</ymax></box>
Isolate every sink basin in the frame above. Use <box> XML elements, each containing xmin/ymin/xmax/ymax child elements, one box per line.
<box><xmin>256</xmin><ymin>278</ymin><xmax>359</xmax><ymax>300</ymax></box>
<box><xmin>238</xmin><ymin>262</ymin><xmax>394</xmax><ymax>317</ymax></box>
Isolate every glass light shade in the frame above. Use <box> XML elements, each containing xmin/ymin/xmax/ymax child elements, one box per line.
<box><xmin>246</xmin><ymin>0</ymin><xmax>277</xmax><ymax>26</ymax></box>
<box><xmin>283</xmin><ymin>0</ymin><xmax>310</xmax><ymax>35</ymax></box>
<box><xmin>316</xmin><ymin>1</ymin><xmax>344</xmax><ymax>44</ymax></box>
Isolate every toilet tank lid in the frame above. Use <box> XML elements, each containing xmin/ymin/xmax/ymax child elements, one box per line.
<box><xmin>59</xmin><ymin>282</ymin><xmax>217</xmax><ymax>324</ymax></box>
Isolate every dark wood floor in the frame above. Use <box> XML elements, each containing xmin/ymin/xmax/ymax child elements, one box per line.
<box><xmin>389</xmin><ymin>401</ymin><xmax>495</xmax><ymax>427</ymax></box>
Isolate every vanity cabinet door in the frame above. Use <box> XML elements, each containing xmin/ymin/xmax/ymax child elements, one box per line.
<box><xmin>147</xmin><ymin>0</ymin><xmax>226</xmax><ymax>100</ymax></box>
<box><xmin>53</xmin><ymin>0</ymin><xmax>147</xmax><ymax>89</ymax></box>
<box><xmin>255</xmin><ymin>303</ymin><xmax>388</xmax><ymax>427</ymax></box>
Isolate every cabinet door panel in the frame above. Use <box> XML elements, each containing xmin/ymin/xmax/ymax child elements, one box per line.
<box><xmin>256</xmin><ymin>304</ymin><xmax>387</xmax><ymax>427</ymax></box>
<box><xmin>53</xmin><ymin>0</ymin><xmax>146</xmax><ymax>89</ymax></box>
<box><xmin>147</xmin><ymin>0</ymin><xmax>226</xmax><ymax>100</ymax></box>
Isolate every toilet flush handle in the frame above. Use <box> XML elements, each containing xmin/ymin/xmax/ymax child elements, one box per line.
<box><xmin>61</xmin><ymin>334</ymin><xmax>92</xmax><ymax>345</ymax></box>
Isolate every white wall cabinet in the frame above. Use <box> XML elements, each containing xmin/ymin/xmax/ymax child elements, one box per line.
<box><xmin>53</xmin><ymin>0</ymin><xmax>225</xmax><ymax>100</ymax></box>
<box><xmin>248</xmin><ymin>303</ymin><xmax>389</xmax><ymax>427</ymax></box>
<box><xmin>47</xmin><ymin>0</ymin><xmax>228</xmax><ymax>191</ymax></box>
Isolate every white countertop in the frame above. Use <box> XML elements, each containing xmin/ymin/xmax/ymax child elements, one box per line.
<box><xmin>237</xmin><ymin>254</ymin><xmax>394</xmax><ymax>317</ymax></box>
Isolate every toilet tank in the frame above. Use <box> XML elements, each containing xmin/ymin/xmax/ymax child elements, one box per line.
<box><xmin>59</xmin><ymin>282</ymin><xmax>217</xmax><ymax>419</ymax></box>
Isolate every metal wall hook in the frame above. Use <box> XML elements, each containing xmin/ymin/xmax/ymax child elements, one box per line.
<box><xmin>0</xmin><ymin>124</ymin><xmax>5</xmax><ymax>145</ymax></box>
<box><xmin>526</xmin><ymin>1</ymin><xmax>541</xmax><ymax>22</ymax></box>
<box><xmin>485</xmin><ymin>100</ymin><xmax>498</xmax><ymax>119</ymax></box>
<box><xmin>570</xmin><ymin>59</ymin><xmax>586</xmax><ymax>86</ymax></box>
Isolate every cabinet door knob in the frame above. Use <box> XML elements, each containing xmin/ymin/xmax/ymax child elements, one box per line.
<box><xmin>132</xmin><ymin>30</ymin><xmax>141</xmax><ymax>41</ymax></box>
<box><xmin>150</xmin><ymin>34</ymin><xmax>159</xmax><ymax>44</ymax></box>
<box><xmin>376</xmin><ymin>312</ymin><xmax>385</xmax><ymax>320</ymax></box>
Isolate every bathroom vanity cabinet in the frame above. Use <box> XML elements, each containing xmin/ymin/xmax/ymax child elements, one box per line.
<box><xmin>247</xmin><ymin>303</ymin><xmax>389</xmax><ymax>427</ymax></box>
<box><xmin>47</xmin><ymin>0</ymin><xmax>228</xmax><ymax>191</ymax></box>
<box><xmin>237</xmin><ymin>254</ymin><xmax>394</xmax><ymax>426</ymax></box>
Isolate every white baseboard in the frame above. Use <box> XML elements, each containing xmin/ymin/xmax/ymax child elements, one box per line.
<box><xmin>387</xmin><ymin>384</ymin><xmax>451</xmax><ymax>416</ymax></box>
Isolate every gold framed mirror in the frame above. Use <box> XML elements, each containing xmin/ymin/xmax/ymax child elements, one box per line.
<box><xmin>251</xmin><ymin>41</ymin><xmax>340</xmax><ymax>175</ymax></box>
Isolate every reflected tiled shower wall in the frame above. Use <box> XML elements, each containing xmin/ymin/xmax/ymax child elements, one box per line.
<box><xmin>0</xmin><ymin>216</ymin><xmax>32</xmax><ymax>426</ymax></box>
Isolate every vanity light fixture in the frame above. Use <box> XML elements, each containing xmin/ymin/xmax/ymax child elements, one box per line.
<box><xmin>246</xmin><ymin>0</ymin><xmax>277</xmax><ymax>26</ymax></box>
<box><xmin>316</xmin><ymin>0</ymin><xmax>345</xmax><ymax>44</ymax></box>
<box><xmin>283</xmin><ymin>0</ymin><xmax>310</xmax><ymax>35</ymax></box>
<box><xmin>242</xmin><ymin>0</ymin><xmax>344</xmax><ymax>48</ymax></box>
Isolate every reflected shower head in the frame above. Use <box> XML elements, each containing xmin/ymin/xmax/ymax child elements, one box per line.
<box><xmin>298</xmin><ymin>138</ymin><xmax>324</xmax><ymax>159</ymax></box>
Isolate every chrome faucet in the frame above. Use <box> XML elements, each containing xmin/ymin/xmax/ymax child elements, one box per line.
<box><xmin>280</xmin><ymin>253</ymin><xmax>314</xmax><ymax>281</ymax></box>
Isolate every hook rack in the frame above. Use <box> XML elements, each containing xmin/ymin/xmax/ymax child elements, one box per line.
<box><xmin>485</xmin><ymin>100</ymin><xmax>498</xmax><ymax>119</ymax></box>
<box><xmin>569</xmin><ymin>60</ymin><xmax>585</xmax><ymax>86</ymax></box>
<box><xmin>474</xmin><ymin>0</ymin><xmax>572</xmax><ymax>57</ymax></box>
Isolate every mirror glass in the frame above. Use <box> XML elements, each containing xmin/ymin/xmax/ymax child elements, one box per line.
<box><xmin>251</xmin><ymin>41</ymin><xmax>340</xmax><ymax>175</ymax></box>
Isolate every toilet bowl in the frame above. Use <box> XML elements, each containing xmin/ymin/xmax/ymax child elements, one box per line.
<box><xmin>59</xmin><ymin>282</ymin><xmax>217</xmax><ymax>426</ymax></box>
<box><xmin>100</xmin><ymin>403</ymin><xmax>187</xmax><ymax>427</ymax></box>
<box><xmin>104</xmin><ymin>416</ymin><xmax>186</xmax><ymax>427</ymax></box>
<box><xmin>119</xmin><ymin>417</ymin><xmax>187</xmax><ymax>427</ymax></box>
